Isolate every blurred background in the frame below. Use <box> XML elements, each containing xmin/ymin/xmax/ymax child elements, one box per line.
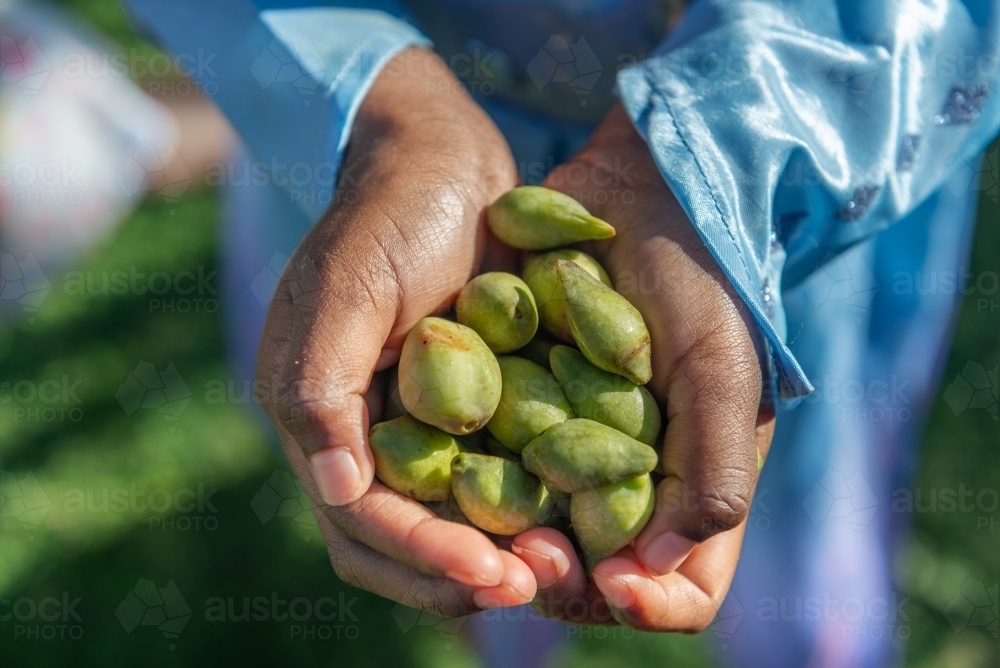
<box><xmin>0</xmin><ymin>1</ymin><xmax>997</xmax><ymax>666</ymax></box>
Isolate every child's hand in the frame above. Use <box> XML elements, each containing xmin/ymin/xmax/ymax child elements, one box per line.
<box><xmin>255</xmin><ymin>49</ymin><xmax>534</xmax><ymax>615</ymax></box>
<box><xmin>514</xmin><ymin>105</ymin><xmax>775</xmax><ymax>629</ymax></box>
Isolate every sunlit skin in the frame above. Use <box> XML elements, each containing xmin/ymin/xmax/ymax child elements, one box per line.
<box><xmin>256</xmin><ymin>48</ymin><xmax>775</xmax><ymax>626</ymax></box>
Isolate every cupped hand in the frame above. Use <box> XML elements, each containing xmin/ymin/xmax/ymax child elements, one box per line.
<box><xmin>255</xmin><ymin>48</ymin><xmax>534</xmax><ymax>615</ymax></box>
<box><xmin>514</xmin><ymin>104</ymin><xmax>776</xmax><ymax>630</ymax></box>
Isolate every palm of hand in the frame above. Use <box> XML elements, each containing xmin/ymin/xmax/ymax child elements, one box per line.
<box><xmin>257</xmin><ymin>50</ymin><xmax>772</xmax><ymax>629</ymax></box>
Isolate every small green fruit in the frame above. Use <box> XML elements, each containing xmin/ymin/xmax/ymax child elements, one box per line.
<box><xmin>571</xmin><ymin>474</ymin><xmax>655</xmax><ymax>569</ymax></box>
<box><xmin>513</xmin><ymin>333</ymin><xmax>559</xmax><ymax>370</ymax></box>
<box><xmin>456</xmin><ymin>428</ymin><xmax>489</xmax><ymax>454</ymax></box>
<box><xmin>369</xmin><ymin>415</ymin><xmax>460</xmax><ymax>501</ymax></box>
<box><xmin>549</xmin><ymin>345</ymin><xmax>661</xmax><ymax>444</ymax></box>
<box><xmin>522</xmin><ymin>418</ymin><xmax>658</xmax><ymax>493</ymax></box>
<box><xmin>523</xmin><ymin>250</ymin><xmax>612</xmax><ymax>342</ymax></box>
<box><xmin>547</xmin><ymin>486</ymin><xmax>571</xmax><ymax>521</ymax></box>
<box><xmin>486</xmin><ymin>356</ymin><xmax>574</xmax><ymax>453</ymax></box>
<box><xmin>451</xmin><ymin>453</ymin><xmax>554</xmax><ymax>535</ymax></box>
<box><xmin>398</xmin><ymin>317</ymin><xmax>502</xmax><ymax>435</ymax></box>
<box><xmin>384</xmin><ymin>370</ymin><xmax>408</xmax><ymax>420</ymax></box>
<box><xmin>484</xmin><ymin>436</ymin><xmax>520</xmax><ymax>461</ymax></box>
<box><xmin>423</xmin><ymin>496</ymin><xmax>473</xmax><ymax>526</ymax></box>
<box><xmin>456</xmin><ymin>272</ymin><xmax>538</xmax><ymax>353</ymax></box>
<box><xmin>487</xmin><ymin>186</ymin><xmax>615</xmax><ymax>250</ymax></box>
<box><xmin>558</xmin><ymin>260</ymin><xmax>652</xmax><ymax>384</ymax></box>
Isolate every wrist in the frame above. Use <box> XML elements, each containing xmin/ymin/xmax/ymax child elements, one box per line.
<box><xmin>354</xmin><ymin>49</ymin><xmax>486</xmax><ymax>145</ymax></box>
<box><xmin>349</xmin><ymin>48</ymin><xmax>515</xmax><ymax>205</ymax></box>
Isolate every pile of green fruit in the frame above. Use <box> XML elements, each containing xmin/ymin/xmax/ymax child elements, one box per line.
<box><xmin>370</xmin><ymin>186</ymin><xmax>662</xmax><ymax>570</ymax></box>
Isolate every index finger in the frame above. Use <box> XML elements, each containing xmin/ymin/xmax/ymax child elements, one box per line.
<box><xmin>277</xmin><ymin>413</ymin><xmax>507</xmax><ymax>589</ymax></box>
<box><xmin>592</xmin><ymin>521</ymin><xmax>749</xmax><ymax>631</ymax></box>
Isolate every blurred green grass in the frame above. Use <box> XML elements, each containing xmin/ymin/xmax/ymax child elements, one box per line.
<box><xmin>1</xmin><ymin>1</ymin><xmax>997</xmax><ymax>666</ymax></box>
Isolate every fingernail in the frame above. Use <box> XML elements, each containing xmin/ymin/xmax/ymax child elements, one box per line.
<box><xmin>473</xmin><ymin>589</ymin><xmax>504</xmax><ymax>609</ymax></box>
<box><xmin>310</xmin><ymin>448</ymin><xmax>362</xmax><ymax>506</ymax></box>
<box><xmin>445</xmin><ymin>569</ymin><xmax>499</xmax><ymax>587</ymax></box>
<box><xmin>511</xmin><ymin>545</ymin><xmax>558</xmax><ymax>589</ymax></box>
<box><xmin>504</xmin><ymin>579</ymin><xmax>534</xmax><ymax>601</ymax></box>
<box><xmin>593</xmin><ymin>574</ymin><xmax>636</xmax><ymax>609</ymax></box>
<box><xmin>643</xmin><ymin>532</ymin><xmax>696</xmax><ymax>576</ymax></box>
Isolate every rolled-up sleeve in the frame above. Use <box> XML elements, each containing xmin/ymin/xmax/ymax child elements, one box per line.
<box><xmin>123</xmin><ymin>0</ymin><xmax>430</xmax><ymax>222</ymax></box>
<box><xmin>617</xmin><ymin>0</ymin><xmax>1000</xmax><ymax>404</ymax></box>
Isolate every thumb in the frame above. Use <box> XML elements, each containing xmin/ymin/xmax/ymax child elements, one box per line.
<box><xmin>256</xmin><ymin>237</ymin><xmax>402</xmax><ymax>507</ymax></box>
<box><xmin>256</xmin><ymin>182</ymin><xmax>496</xmax><ymax>506</ymax></box>
<box><xmin>631</xmin><ymin>287</ymin><xmax>766</xmax><ymax>575</ymax></box>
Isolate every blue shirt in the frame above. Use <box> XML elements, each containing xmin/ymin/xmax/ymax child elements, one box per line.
<box><xmin>124</xmin><ymin>0</ymin><xmax>1000</xmax><ymax>405</ymax></box>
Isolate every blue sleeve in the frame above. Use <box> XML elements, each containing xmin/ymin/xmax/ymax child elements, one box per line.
<box><xmin>616</xmin><ymin>0</ymin><xmax>1000</xmax><ymax>404</ymax></box>
<box><xmin>123</xmin><ymin>0</ymin><xmax>431</xmax><ymax>222</ymax></box>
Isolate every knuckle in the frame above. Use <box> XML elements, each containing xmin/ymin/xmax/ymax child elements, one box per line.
<box><xmin>691</xmin><ymin>484</ymin><xmax>752</xmax><ymax>538</ymax></box>
<box><xmin>687</xmin><ymin>331</ymin><xmax>761</xmax><ymax>402</ymax></box>
<box><xmin>274</xmin><ymin>375</ymin><xmax>345</xmax><ymax>452</ymax></box>
<box><xmin>330</xmin><ymin>562</ymin><xmax>362</xmax><ymax>591</ymax></box>
<box><xmin>628</xmin><ymin>587</ymin><xmax>718</xmax><ymax>633</ymax></box>
<box><xmin>276</xmin><ymin>378</ymin><xmax>331</xmax><ymax>427</ymax></box>
<box><xmin>339</xmin><ymin>247</ymin><xmax>399</xmax><ymax>313</ymax></box>
<box><xmin>405</xmin><ymin>582</ymin><xmax>469</xmax><ymax>619</ymax></box>
<box><xmin>253</xmin><ymin>368</ymin><xmax>282</xmax><ymax>417</ymax></box>
<box><xmin>683</xmin><ymin>590</ymin><xmax>731</xmax><ymax>633</ymax></box>
<box><xmin>684</xmin><ymin>609</ymin><xmax>717</xmax><ymax>634</ymax></box>
<box><xmin>326</xmin><ymin>492</ymin><xmax>387</xmax><ymax>542</ymax></box>
<box><xmin>326</xmin><ymin>544</ymin><xmax>365</xmax><ymax>591</ymax></box>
